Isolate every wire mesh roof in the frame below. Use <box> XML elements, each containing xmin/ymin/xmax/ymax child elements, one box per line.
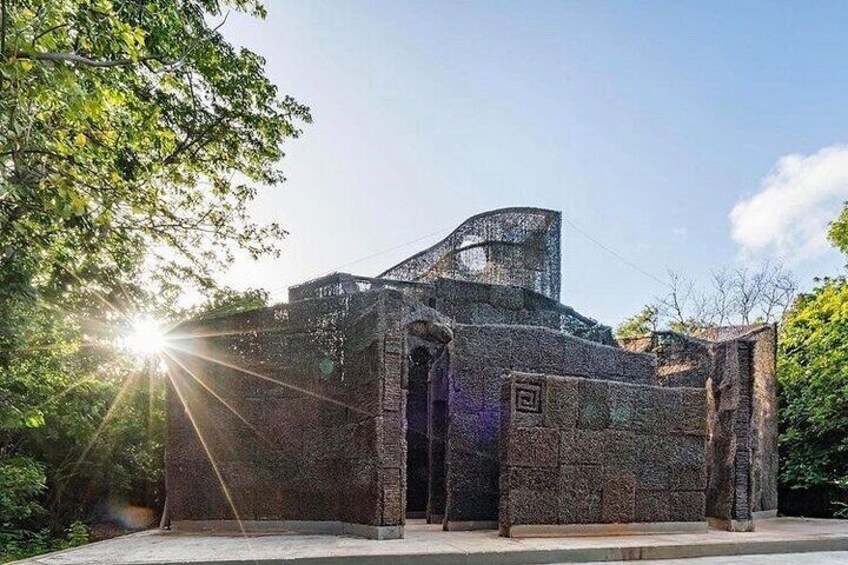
<box><xmin>378</xmin><ymin>207</ymin><xmax>562</xmax><ymax>301</ymax></box>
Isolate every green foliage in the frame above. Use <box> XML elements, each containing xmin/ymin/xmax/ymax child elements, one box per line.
<box><xmin>190</xmin><ymin>287</ymin><xmax>269</xmax><ymax>320</ymax></box>
<box><xmin>0</xmin><ymin>521</ymin><xmax>88</xmax><ymax>562</ymax></box>
<box><xmin>829</xmin><ymin>203</ymin><xmax>848</xmax><ymax>255</ymax></box>
<box><xmin>1</xmin><ymin>297</ymin><xmax>165</xmax><ymax>541</ymax></box>
<box><xmin>777</xmin><ymin>277</ymin><xmax>848</xmax><ymax>512</ymax></box>
<box><xmin>615</xmin><ymin>304</ymin><xmax>659</xmax><ymax>339</ymax></box>
<box><xmin>777</xmin><ymin>207</ymin><xmax>848</xmax><ymax>516</ymax></box>
<box><xmin>0</xmin><ymin>1</ymin><xmax>304</xmax><ymax>560</ymax></box>
<box><xmin>0</xmin><ymin>457</ymin><xmax>46</xmax><ymax>528</ymax></box>
<box><xmin>1</xmin><ymin>0</ymin><xmax>310</xmax><ymax>299</ymax></box>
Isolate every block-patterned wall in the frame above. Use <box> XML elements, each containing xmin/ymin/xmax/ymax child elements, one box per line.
<box><xmin>433</xmin><ymin>279</ymin><xmax>563</xmax><ymax>331</ymax></box>
<box><xmin>432</xmin><ymin>279</ymin><xmax>615</xmax><ymax>345</ymax></box>
<box><xmin>621</xmin><ymin>326</ymin><xmax>779</xmax><ymax>525</ymax></box>
<box><xmin>498</xmin><ymin>372</ymin><xmax>708</xmax><ymax>533</ymax></box>
<box><xmin>444</xmin><ymin>324</ymin><xmax>657</xmax><ymax>524</ymax></box>
<box><xmin>165</xmin><ymin>290</ymin><xmax>408</xmax><ymax>529</ymax></box>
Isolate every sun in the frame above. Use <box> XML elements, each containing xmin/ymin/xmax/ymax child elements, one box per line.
<box><xmin>124</xmin><ymin>316</ymin><xmax>167</xmax><ymax>356</ymax></box>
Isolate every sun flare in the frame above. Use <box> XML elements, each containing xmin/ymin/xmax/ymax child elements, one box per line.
<box><xmin>124</xmin><ymin>316</ymin><xmax>167</xmax><ymax>356</ymax></box>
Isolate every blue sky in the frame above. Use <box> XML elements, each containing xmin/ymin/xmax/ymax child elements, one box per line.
<box><xmin>218</xmin><ymin>1</ymin><xmax>848</xmax><ymax>324</ymax></box>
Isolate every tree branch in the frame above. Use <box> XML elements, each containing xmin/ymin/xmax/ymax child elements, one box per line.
<box><xmin>13</xmin><ymin>51</ymin><xmax>154</xmax><ymax>68</ymax></box>
<box><xmin>31</xmin><ymin>23</ymin><xmax>70</xmax><ymax>46</ymax></box>
<box><xmin>13</xmin><ymin>12</ymin><xmax>229</xmax><ymax>71</ymax></box>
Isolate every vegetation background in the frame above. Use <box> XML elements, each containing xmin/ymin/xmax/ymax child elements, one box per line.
<box><xmin>615</xmin><ymin>214</ymin><xmax>848</xmax><ymax>521</ymax></box>
<box><xmin>0</xmin><ymin>0</ymin><xmax>845</xmax><ymax>562</ymax></box>
<box><xmin>0</xmin><ymin>0</ymin><xmax>307</xmax><ymax>560</ymax></box>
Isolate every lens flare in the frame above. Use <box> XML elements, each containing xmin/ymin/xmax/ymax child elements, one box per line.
<box><xmin>124</xmin><ymin>316</ymin><xmax>166</xmax><ymax>356</ymax></box>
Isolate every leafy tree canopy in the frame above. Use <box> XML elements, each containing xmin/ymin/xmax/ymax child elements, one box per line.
<box><xmin>615</xmin><ymin>304</ymin><xmax>659</xmax><ymax>339</ymax></box>
<box><xmin>829</xmin><ymin>202</ymin><xmax>848</xmax><ymax>255</ymax></box>
<box><xmin>778</xmin><ymin>278</ymin><xmax>848</xmax><ymax>493</ymax></box>
<box><xmin>777</xmin><ymin>203</ymin><xmax>848</xmax><ymax>513</ymax></box>
<box><xmin>1</xmin><ymin>0</ymin><xmax>311</xmax><ymax>304</ymax></box>
<box><xmin>0</xmin><ymin>2</ymin><xmax>307</xmax><ymax>558</ymax></box>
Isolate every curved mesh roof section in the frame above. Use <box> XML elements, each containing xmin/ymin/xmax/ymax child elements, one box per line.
<box><xmin>378</xmin><ymin>207</ymin><xmax>562</xmax><ymax>301</ymax></box>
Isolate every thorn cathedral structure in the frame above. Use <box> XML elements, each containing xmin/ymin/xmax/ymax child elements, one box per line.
<box><xmin>165</xmin><ymin>207</ymin><xmax>777</xmax><ymax>539</ymax></box>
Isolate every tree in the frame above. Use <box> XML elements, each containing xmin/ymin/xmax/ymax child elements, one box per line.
<box><xmin>829</xmin><ymin>203</ymin><xmax>848</xmax><ymax>255</ymax></box>
<box><xmin>776</xmin><ymin>203</ymin><xmax>848</xmax><ymax>517</ymax></box>
<box><xmin>0</xmin><ymin>1</ymin><xmax>307</xmax><ymax>558</ymax></box>
<box><xmin>615</xmin><ymin>305</ymin><xmax>659</xmax><ymax>339</ymax></box>
<box><xmin>189</xmin><ymin>286</ymin><xmax>269</xmax><ymax>320</ymax></box>
<box><xmin>0</xmin><ymin>0</ymin><xmax>311</xmax><ymax>304</ymax></box>
<box><xmin>778</xmin><ymin>278</ymin><xmax>848</xmax><ymax>513</ymax></box>
<box><xmin>616</xmin><ymin>262</ymin><xmax>798</xmax><ymax>338</ymax></box>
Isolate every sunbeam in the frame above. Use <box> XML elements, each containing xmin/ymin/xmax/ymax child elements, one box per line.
<box><xmin>70</xmin><ymin>371</ymin><xmax>138</xmax><ymax>471</ymax></box>
<box><xmin>166</xmin><ymin>342</ymin><xmax>495</xmax><ymax>462</ymax></box>
<box><xmin>162</xmin><ymin>350</ymin><xmax>273</xmax><ymax>448</ymax></box>
<box><xmin>162</xmin><ymin>360</ymin><xmax>261</xmax><ymax>561</ymax></box>
<box><xmin>36</xmin><ymin>376</ymin><xmax>98</xmax><ymax>409</ymax></box>
<box><xmin>166</xmin><ymin>342</ymin><xmax>373</xmax><ymax>419</ymax></box>
<box><xmin>166</xmin><ymin>342</ymin><xmax>494</xmax><ymax>459</ymax></box>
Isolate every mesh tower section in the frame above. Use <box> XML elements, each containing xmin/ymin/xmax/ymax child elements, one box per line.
<box><xmin>378</xmin><ymin>207</ymin><xmax>562</xmax><ymax>302</ymax></box>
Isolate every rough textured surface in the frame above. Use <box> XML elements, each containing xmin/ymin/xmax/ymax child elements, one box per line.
<box><xmin>379</xmin><ymin>207</ymin><xmax>563</xmax><ymax>301</ymax></box>
<box><xmin>620</xmin><ymin>325</ymin><xmax>779</xmax><ymax>526</ymax></box>
<box><xmin>165</xmin><ymin>208</ymin><xmax>778</xmax><ymax>538</ymax></box>
<box><xmin>290</xmin><ymin>276</ymin><xmax>615</xmax><ymax>346</ymax></box>
<box><xmin>442</xmin><ymin>325</ymin><xmax>658</xmax><ymax>525</ymax></box>
<box><xmin>432</xmin><ymin>278</ymin><xmax>615</xmax><ymax>345</ymax></box>
<box><xmin>742</xmin><ymin>327</ymin><xmax>779</xmax><ymax>515</ymax></box>
<box><xmin>166</xmin><ymin>289</ymin><xmax>450</xmax><ymax>531</ymax></box>
<box><xmin>499</xmin><ymin>373</ymin><xmax>708</xmax><ymax>533</ymax></box>
<box><xmin>620</xmin><ymin>332</ymin><xmax>713</xmax><ymax>388</ymax></box>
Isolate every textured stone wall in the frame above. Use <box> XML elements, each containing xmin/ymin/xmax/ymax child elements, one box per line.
<box><xmin>443</xmin><ymin>324</ymin><xmax>657</xmax><ymax>524</ymax></box>
<box><xmin>290</xmin><ymin>274</ymin><xmax>615</xmax><ymax>346</ymax></box>
<box><xmin>498</xmin><ymin>372</ymin><xmax>708</xmax><ymax>533</ymax></box>
<box><xmin>622</xmin><ymin>326</ymin><xmax>779</xmax><ymax>527</ymax></box>
<box><xmin>432</xmin><ymin>279</ymin><xmax>615</xmax><ymax>345</ymax></box>
<box><xmin>749</xmin><ymin>326</ymin><xmax>778</xmax><ymax>514</ymax></box>
<box><xmin>619</xmin><ymin>332</ymin><xmax>713</xmax><ymax>388</ymax></box>
<box><xmin>705</xmin><ymin>340</ymin><xmax>745</xmax><ymax>523</ymax></box>
<box><xmin>706</xmin><ymin>329</ymin><xmax>778</xmax><ymax>525</ymax></box>
<box><xmin>165</xmin><ymin>289</ymin><xmax>410</xmax><ymax>530</ymax></box>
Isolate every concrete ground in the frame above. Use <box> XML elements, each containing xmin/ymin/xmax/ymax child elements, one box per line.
<box><xmin>595</xmin><ymin>552</ymin><xmax>848</xmax><ymax>564</ymax></box>
<box><xmin>13</xmin><ymin>518</ymin><xmax>848</xmax><ymax>565</ymax></box>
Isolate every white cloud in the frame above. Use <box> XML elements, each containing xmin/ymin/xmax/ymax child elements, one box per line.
<box><xmin>671</xmin><ymin>227</ymin><xmax>688</xmax><ymax>238</ymax></box>
<box><xmin>730</xmin><ymin>144</ymin><xmax>848</xmax><ymax>262</ymax></box>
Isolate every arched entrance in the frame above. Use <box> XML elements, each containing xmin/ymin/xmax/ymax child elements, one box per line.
<box><xmin>403</xmin><ymin>317</ymin><xmax>451</xmax><ymax>523</ymax></box>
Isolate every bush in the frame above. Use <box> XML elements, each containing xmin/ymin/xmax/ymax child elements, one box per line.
<box><xmin>778</xmin><ymin>278</ymin><xmax>848</xmax><ymax>517</ymax></box>
<box><xmin>0</xmin><ymin>522</ymin><xmax>88</xmax><ymax>563</ymax></box>
<box><xmin>0</xmin><ymin>457</ymin><xmax>46</xmax><ymax>529</ymax></box>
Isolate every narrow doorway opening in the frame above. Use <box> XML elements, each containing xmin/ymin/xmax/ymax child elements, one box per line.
<box><xmin>426</xmin><ymin>347</ymin><xmax>448</xmax><ymax>525</ymax></box>
<box><xmin>405</xmin><ymin>346</ymin><xmax>431</xmax><ymax>517</ymax></box>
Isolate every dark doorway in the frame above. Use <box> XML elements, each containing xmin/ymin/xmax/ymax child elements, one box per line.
<box><xmin>406</xmin><ymin>346</ymin><xmax>431</xmax><ymax>515</ymax></box>
<box><xmin>426</xmin><ymin>347</ymin><xmax>448</xmax><ymax>524</ymax></box>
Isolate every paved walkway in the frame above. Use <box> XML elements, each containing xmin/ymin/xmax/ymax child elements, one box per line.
<box><xmin>595</xmin><ymin>552</ymin><xmax>848</xmax><ymax>564</ymax></box>
<box><xmin>14</xmin><ymin>518</ymin><xmax>848</xmax><ymax>565</ymax></box>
